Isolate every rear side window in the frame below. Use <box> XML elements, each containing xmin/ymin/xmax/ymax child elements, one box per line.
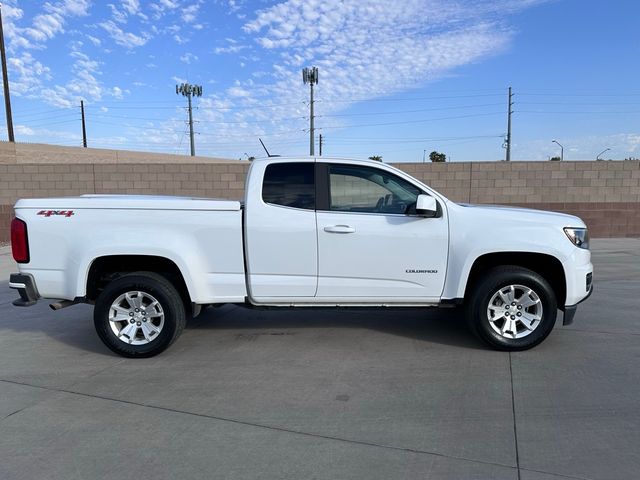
<box><xmin>262</xmin><ymin>163</ymin><xmax>315</xmax><ymax>210</ymax></box>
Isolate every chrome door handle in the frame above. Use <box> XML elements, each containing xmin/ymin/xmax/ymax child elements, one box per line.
<box><xmin>324</xmin><ymin>225</ymin><xmax>355</xmax><ymax>234</ymax></box>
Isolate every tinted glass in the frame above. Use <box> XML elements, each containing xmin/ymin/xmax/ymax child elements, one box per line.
<box><xmin>262</xmin><ymin>163</ymin><xmax>315</xmax><ymax>210</ymax></box>
<box><xmin>329</xmin><ymin>165</ymin><xmax>421</xmax><ymax>214</ymax></box>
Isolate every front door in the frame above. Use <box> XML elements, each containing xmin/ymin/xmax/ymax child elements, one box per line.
<box><xmin>316</xmin><ymin>163</ymin><xmax>448</xmax><ymax>302</ymax></box>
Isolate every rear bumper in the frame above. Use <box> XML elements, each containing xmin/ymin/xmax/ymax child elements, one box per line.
<box><xmin>9</xmin><ymin>273</ymin><xmax>40</xmax><ymax>307</ymax></box>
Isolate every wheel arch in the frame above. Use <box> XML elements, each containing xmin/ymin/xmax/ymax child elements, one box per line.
<box><xmin>464</xmin><ymin>252</ymin><xmax>566</xmax><ymax>309</ymax></box>
<box><xmin>85</xmin><ymin>255</ymin><xmax>192</xmax><ymax>308</ymax></box>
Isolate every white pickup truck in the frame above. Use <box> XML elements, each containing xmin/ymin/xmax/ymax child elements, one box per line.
<box><xmin>9</xmin><ymin>157</ymin><xmax>593</xmax><ymax>357</ymax></box>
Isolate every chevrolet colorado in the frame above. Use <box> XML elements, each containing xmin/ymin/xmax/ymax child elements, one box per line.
<box><xmin>9</xmin><ymin>157</ymin><xmax>593</xmax><ymax>357</ymax></box>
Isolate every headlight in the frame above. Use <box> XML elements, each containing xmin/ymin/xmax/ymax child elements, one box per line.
<box><xmin>564</xmin><ymin>227</ymin><xmax>589</xmax><ymax>249</ymax></box>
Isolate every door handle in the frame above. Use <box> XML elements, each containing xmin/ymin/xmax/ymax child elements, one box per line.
<box><xmin>324</xmin><ymin>225</ymin><xmax>355</xmax><ymax>234</ymax></box>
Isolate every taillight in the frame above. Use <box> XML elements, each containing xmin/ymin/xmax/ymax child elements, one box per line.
<box><xmin>11</xmin><ymin>218</ymin><xmax>30</xmax><ymax>263</ymax></box>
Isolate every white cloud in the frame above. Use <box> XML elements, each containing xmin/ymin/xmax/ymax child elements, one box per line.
<box><xmin>186</xmin><ymin>0</ymin><xmax>540</xmax><ymax>156</ymax></box>
<box><xmin>99</xmin><ymin>20</ymin><xmax>151</xmax><ymax>48</ymax></box>
<box><xmin>33</xmin><ymin>45</ymin><xmax>127</xmax><ymax>108</ymax></box>
<box><xmin>226</xmin><ymin>0</ymin><xmax>244</xmax><ymax>14</ymax></box>
<box><xmin>8</xmin><ymin>52</ymin><xmax>52</xmax><ymax>95</ymax></box>
<box><xmin>108</xmin><ymin>4</ymin><xmax>129</xmax><ymax>23</ymax></box>
<box><xmin>214</xmin><ymin>44</ymin><xmax>248</xmax><ymax>54</ymax></box>
<box><xmin>86</xmin><ymin>34</ymin><xmax>102</xmax><ymax>46</ymax></box>
<box><xmin>181</xmin><ymin>4</ymin><xmax>200</xmax><ymax>23</ymax></box>
<box><xmin>179</xmin><ymin>52</ymin><xmax>198</xmax><ymax>64</ymax></box>
<box><xmin>227</xmin><ymin>86</ymin><xmax>251</xmax><ymax>97</ymax></box>
<box><xmin>111</xmin><ymin>86</ymin><xmax>124</xmax><ymax>99</ymax></box>
<box><xmin>121</xmin><ymin>0</ymin><xmax>141</xmax><ymax>15</ymax></box>
<box><xmin>173</xmin><ymin>34</ymin><xmax>188</xmax><ymax>44</ymax></box>
<box><xmin>24</xmin><ymin>0</ymin><xmax>90</xmax><ymax>42</ymax></box>
<box><xmin>15</xmin><ymin>125</ymin><xmax>35</xmax><ymax>136</ymax></box>
<box><xmin>150</xmin><ymin>0</ymin><xmax>181</xmax><ymax>19</ymax></box>
<box><xmin>2</xmin><ymin>3</ymin><xmax>34</xmax><ymax>50</ymax></box>
<box><xmin>159</xmin><ymin>0</ymin><xmax>179</xmax><ymax>9</ymax></box>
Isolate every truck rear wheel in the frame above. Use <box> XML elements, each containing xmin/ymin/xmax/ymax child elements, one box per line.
<box><xmin>466</xmin><ymin>266</ymin><xmax>557</xmax><ymax>351</ymax></box>
<box><xmin>94</xmin><ymin>272</ymin><xmax>186</xmax><ymax>358</ymax></box>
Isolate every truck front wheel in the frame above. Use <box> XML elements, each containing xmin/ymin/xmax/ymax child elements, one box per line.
<box><xmin>467</xmin><ymin>266</ymin><xmax>557</xmax><ymax>351</ymax></box>
<box><xmin>94</xmin><ymin>272</ymin><xmax>186</xmax><ymax>358</ymax></box>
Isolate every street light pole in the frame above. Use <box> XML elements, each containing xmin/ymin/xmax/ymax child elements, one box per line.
<box><xmin>596</xmin><ymin>148</ymin><xmax>610</xmax><ymax>161</ymax></box>
<box><xmin>552</xmin><ymin>140</ymin><xmax>564</xmax><ymax>161</ymax></box>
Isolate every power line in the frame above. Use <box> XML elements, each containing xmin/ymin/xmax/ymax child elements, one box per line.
<box><xmin>88</xmin><ymin>119</ymin><xmax>304</xmax><ymax>138</ymax></box>
<box><xmin>518</xmin><ymin>101</ymin><xmax>640</xmax><ymax>105</ymax></box>
<box><xmin>84</xmin><ymin>100</ymin><xmax>306</xmax><ymax>112</ymax></box>
<box><xmin>325</xmin><ymin>135</ymin><xmax>504</xmax><ymax>144</ymax></box>
<box><xmin>318</xmin><ymin>103</ymin><xmax>504</xmax><ymax>118</ymax></box>
<box><xmin>319</xmin><ymin>112</ymin><xmax>503</xmax><ymax>129</ymax></box>
<box><xmin>517</xmin><ymin>110</ymin><xmax>640</xmax><ymax>114</ymax></box>
<box><xmin>90</xmin><ymin>112</ymin><xmax>307</xmax><ymax>125</ymax></box>
<box><xmin>319</xmin><ymin>93</ymin><xmax>505</xmax><ymax>104</ymax></box>
<box><xmin>19</xmin><ymin>119</ymin><xmax>79</xmax><ymax>129</ymax></box>
<box><xmin>518</xmin><ymin>92</ymin><xmax>640</xmax><ymax>97</ymax></box>
<box><xmin>15</xmin><ymin>112</ymin><xmax>80</xmax><ymax>123</ymax></box>
<box><xmin>14</xmin><ymin>108</ymin><xmax>75</xmax><ymax>119</ymax></box>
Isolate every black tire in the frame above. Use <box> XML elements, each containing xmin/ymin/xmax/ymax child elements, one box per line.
<box><xmin>94</xmin><ymin>272</ymin><xmax>186</xmax><ymax>358</ymax></box>
<box><xmin>466</xmin><ymin>266</ymin><xmax>557</xmax><ymax>351</ymax></box>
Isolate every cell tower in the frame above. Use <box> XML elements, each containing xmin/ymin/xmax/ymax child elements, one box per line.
<box><xmin>176</xmin><ymin>83</ymin><xmax>203</xmax><ymax>156</ymax></box>
<box><xmin>302</xmin><ymin>67</ymin><xmax>318</xmax><ymax>156</ymax></box>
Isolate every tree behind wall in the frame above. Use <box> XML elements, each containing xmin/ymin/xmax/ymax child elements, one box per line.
<box><xmin>429</xmin><ymin>151</ymin><xmax>446</xmax><ymax>162</ymax></box>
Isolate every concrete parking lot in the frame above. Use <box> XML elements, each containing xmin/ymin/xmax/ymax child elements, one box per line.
<box><xmin>0</xmin><ymin>239</ymin><xmax>639</xmax><ymax>480</ymax></box>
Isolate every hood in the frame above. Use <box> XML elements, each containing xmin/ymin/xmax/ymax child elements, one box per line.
<box><xmin>455</xmin><ymin>202</ymin><xmax>586</xmax><ymax>228</ymax></box>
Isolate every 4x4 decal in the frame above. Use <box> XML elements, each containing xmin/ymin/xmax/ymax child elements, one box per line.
<box><xmin>37</xmin><ymin>210</ymin><xmax>75</xmax><ymax>217</ymax></box>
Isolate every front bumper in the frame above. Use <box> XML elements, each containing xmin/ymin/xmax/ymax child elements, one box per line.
<box><xmin>563</xmin><ymin>283</ymin><xmax>593</xmax><ymax>326</ymax></box>
<box><xmin>9</xmin><ymin>273</ymin><xmax>40</xmax><ymax>307</ymax></box>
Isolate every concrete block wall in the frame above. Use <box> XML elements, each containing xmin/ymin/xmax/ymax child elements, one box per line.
<box><xmin>0</xmin><ymin>141</ymin><xmax>235</xmax><ymax>164</ymax></box>
<box><xmin>0</xmin><ymin>142</ymin><xmax>638</xmax><ymax>243</ymax></box>
<box><xmin>399</xmin><ymin>161</ymin><xmax>640</xmax><ymax>238</ymax></box>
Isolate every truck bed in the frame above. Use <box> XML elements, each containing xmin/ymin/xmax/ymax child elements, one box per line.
<box><xmin>13</xmin><ymin>195</ymin><xmax>247</xmax><ymax>303</ymax></box>
<box><xmin>16</xmin><ymin>194</ymin><xmax>241</xmax><ymax>211</ymax></box>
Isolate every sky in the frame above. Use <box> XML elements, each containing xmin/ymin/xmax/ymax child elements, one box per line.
<box><xmin>1</xmin><ymin>0</ymin><xmax>639</xmax><ymax>162</ymax></box>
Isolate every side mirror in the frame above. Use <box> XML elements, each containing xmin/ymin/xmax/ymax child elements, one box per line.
<box><xmin>416</xmin><ymin>194</ymin><xmax>438</xmax><ymax>218</ymax></box>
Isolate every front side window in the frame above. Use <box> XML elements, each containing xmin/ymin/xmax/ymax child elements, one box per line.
<box><xmin>262</xmin><ymin>162</ymin><xmax>315</xmax><ymax>210</ymax></box>
<box><xmin>328</xmin><ymin>165</ymin><xmax>421</xmax><ymax>214</ymax></box>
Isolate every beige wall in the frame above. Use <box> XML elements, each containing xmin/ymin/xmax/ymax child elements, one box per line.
<box><xmin>0</xmin><ymin>143</ymin><xmax>638</xmax><ymax>241</ymax></box>
<box><xmin>0</xmin><ymin>141</ymin><xmax>235</xmax><ymax>164</ymax></box>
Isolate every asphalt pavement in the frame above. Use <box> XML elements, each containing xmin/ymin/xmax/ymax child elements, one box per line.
<box><xmin>0</xmin><ymin>240</ymin><xmax>639</xmax><ymax>480</ymax></box>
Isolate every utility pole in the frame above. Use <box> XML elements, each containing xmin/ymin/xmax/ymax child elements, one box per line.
<box><xmin>302</xmin><ymin>67</ymin><xmax>318</xmax><ymax>156</ymax></box>
<box><xmin>0</xmin><ymin>4</ymin><xmax>14</xmax><ymax>142</ymax></box>
<box><xmin>319</xmin><ymin>133</ymin><xmax>323</xmax><ymax>156</ymax></box>
<box><xmin>176</xmin><ymin>82</ymin><xmax>202</xmax><ymax>156</ymax></box>
<box><xmin>505</xmin><ymin>86</ymin><xmax>513</xmax><ymax>161</ymax></box>
<box><xmin>80</xmin><ymin>100</ymin><xmax>87</xmax><ymax>147</ymax></box>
